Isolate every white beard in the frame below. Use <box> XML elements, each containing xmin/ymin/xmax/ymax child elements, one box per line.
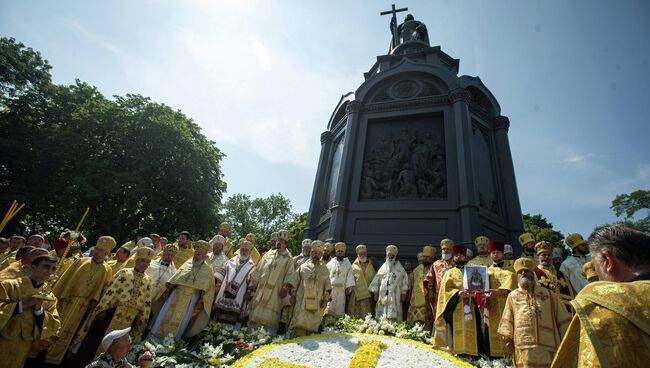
<box><xmin>443</xmin><ymin>253</ymin><xmax>452</xmax><ymax>260</ymax></box>
<box><xmin>358</xmin><ymin>256</ymin><xmax>367</xmax><ymax>263</ymax></box>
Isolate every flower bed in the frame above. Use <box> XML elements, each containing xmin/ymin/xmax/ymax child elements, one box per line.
<box><xmin>230</xmin><ymin>333</ymin><xmax>473</xmax><ymax>368</ymax></box>
<box><xmin>127</xmin><ymin>317</ymin><xmax>511</xmax><ymax>367</ymax></box>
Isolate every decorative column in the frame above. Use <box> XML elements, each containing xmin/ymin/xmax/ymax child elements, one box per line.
<box><xmin>492</xmin><ymin>115</ymin><xmax>524</xmax><ymax>247</ymax></box>
<box><xmin>305</xmin><ymin>130</ymin><xmax>333</xmax><ymax>238</ymax></box>
<box><xmin>449</xmin><ymin>88</ymin><xmax>480</xmax><ymax>244</ymax></box>
<box><xmin>326</xmin><ymin>101</ymin><xmax>363</xmax><ymax>242</ymax></box>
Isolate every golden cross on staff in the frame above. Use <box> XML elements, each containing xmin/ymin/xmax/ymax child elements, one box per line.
<box><xmin>0</xmin><ymin>199</ymin><xmax>26</xmax><ymax>234</ymax></box>
<box><xmin>54</xmin><ymin>207</ymin><xmax>90</xmax><ymax>273</ymax></box>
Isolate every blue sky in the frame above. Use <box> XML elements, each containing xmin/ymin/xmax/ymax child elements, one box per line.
<box><xmin>2</xmin><ymin>0</ymin><xmax>649</xmax><ymax>239</ymax></box>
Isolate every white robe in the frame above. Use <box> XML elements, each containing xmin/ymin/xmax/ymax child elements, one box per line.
<box><xmin>325</xmin><ymin>257</ymin><xmax>355</xmax><ymax>317</ymax></box>
<box><xmin>213</xmin><ymin>256</ymin><xmax>255</xmax><ymax>322</ymax></box>
<box><xmin>560</xmin><ymin>254</ymin><xmax>591</xmax><ymax>293</ymax></box>
<box><xmin>145</xmin><ymin>259</ymin><xmax>177</xmax><ymax>301</ymax></box>
<box><xmin>369</xmin><ymin>260</ymin><xmax>410</xmax><ymax>321</ymax></box>
<box><xmin>208</xmin><ymin>252</ymin><xmax>229</xmax><ymax>276</ymax></box>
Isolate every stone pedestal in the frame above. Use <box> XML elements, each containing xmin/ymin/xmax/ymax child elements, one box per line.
<box><xmin>306</xmin><ymin>41</ymin><xmax>524</xmax><ymax>258</ymax></box>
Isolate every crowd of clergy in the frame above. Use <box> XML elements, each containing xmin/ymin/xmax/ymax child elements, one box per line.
<box><xmin>0</xmin><ymin>222</ymin><xmax>648</xmax><ymax>368</ymax></box>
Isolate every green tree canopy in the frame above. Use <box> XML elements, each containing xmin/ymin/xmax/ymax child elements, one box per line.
<box><xmin>287</xmin><ymin>212</ymin><xmax>308</xmax><ymax>256</ymax></box>
<box><xmin>221</xmin><ymin>193</ymin><xmax>292</xmax><ymax>248</ymax></box>
<box><xmin>594</xmin><ymin>189</ymin><xmax>650</xmax><ymax>233</ymax></box>
<box><xmin>0</xmin><ymin>37</ymin><xmax>226</xmax><ymax>244</ymax></box>
<box><xmin>522</xmin><ymin>213</ymin><xmax>565</xmax><ymax>250</ymax></box>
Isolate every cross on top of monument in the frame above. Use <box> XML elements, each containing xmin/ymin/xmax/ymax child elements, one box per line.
<box><xmin>380</xmin><ymin>4</ymin><xmax>408</xmax><ymax>49</ymax></box>
<box><xmin>380</xmin><ymin>4</ymin><xmax>430</xmax><ymax>50</ymax></box>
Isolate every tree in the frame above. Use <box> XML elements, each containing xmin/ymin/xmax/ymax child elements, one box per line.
<box><xmin>0</xmin><ymin>38</ymin><xmax>227</xmax><ymax>244</ymax></box>
<box><xmin>221</xmin><ymin>193</ymin><xmax>292</xmax><ymax>247</ymax></box>
<box><xmin>522</xmin><ymin>213</ymin><xmax>565</xmax><ymax>250</ymax></box>
<box><xmin>287</xmin><ymin>212</ymin><xmax>308</xmax><ymax>256</ymax></box>
<box><xmin>609</xmin><ymin>189</ymin><xmax>650</xmax><ymax>232</ymax></box>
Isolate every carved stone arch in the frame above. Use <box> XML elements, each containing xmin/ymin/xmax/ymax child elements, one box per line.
<box><xmin>459</xmin><ymin>76</ymin><xmax>501</xmax><ymax>117</ymax></box>
<box><xmin>327</xmin><ymin>92</ymin><xmax>355</xmax><ymax>130</ymax></box>
<box><xmin>355</xmin><ymin>60</ymin><xmax>458</xmax><ymax>103</ymax></box>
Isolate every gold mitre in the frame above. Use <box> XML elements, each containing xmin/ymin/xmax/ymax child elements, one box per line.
<box><xmin>386</xmin><ymin>244</ymin><xmax>398</xmax><ymax>256</ymax></box>
<box><xmin>278</xmin><ymin>230</ymin><xmax>289</xmax><ymax>241</ymax></box>
<box><xmin>534</xmin><ymin>241</ymin><xmax>553</xmax><ymax>255</ymax></box>
<box><xmin>417</xmin><ymin>252</ymin><xmax>424</xmax><ymax>261</ymax></box>
<box><xmin>334</xmin><ymin>241</ymin><xmax>346</xmax><ymax>252</ymax></box>
<box><xmin>440</xmin><ymin>238</ymin><xmax>455</xmax><ymax>250</ymax></box>
<box><xmin>565</xmin><ymin>233</ymin><xmax>586</xmax><ymax>249</ymax></box>
<box><xmin>474</xmin><ymin>236</ymin><xmax>490</xmax><ymax>247</ymax></box>
<box><xmin>245</xmin><ymin>233</ymin><xmax>257</xmax><ymax>243</ymax></box>
<box><xmin>356</xmin><ymin>244</ymin><xmax>367</xmax><ymax>253</ymax></box>
<box><xmin>136</xmin><ymin>247</ymin><xmax>156</xmax><ymax>261</ymax></box>
<box><xmin>240</xmin><ymin>240</ymin><xmax>253</xmax><ymax>251</ymax></box>
<box><xmin>165</xmin><ymin>243</ymin><xmax>179</xmax><ymax>253</ymax></box>
<box><xmin>271</xmin><ymin>232</ymin><xmax>279</xmax><ymax>241</ymax></box>
<box><xmin>518</xmin><ymin>232</ymin><xmax>535</xmax><ymax>246</ymax></box>
<box><xmin>324</xmin><ymin>242</ymin><xmax>334</xmax><ymax>252</ymax></box>
<box><xmin>95</xmin><ymin>236</ymin><xmax>116</xmax><ymax>252</ymax></box>
<box><xmin>583</xmin><ymin>261</ymin><xmax>598</xmax><ymax>280</ymax></box>
<box><xmin>311</xmin><ymin>240</ymin><xmax>324</xmax><ymax>252</ymax></box>
<box><xmin>193</xmin><ymin>240</ymin><xmax>210</xmax><ymax>254</ymax></box>
<box><xmin>422</xmin><ymin>245</ymin><xmax>436</xmax><ymax>257</ymax></box>
<box><xmin>219</xmin><ymin>222</ymin><xmax>230</xmax><ymax>231</ymax></box>
<box><xmin>514</xmin><ymin>258</ymin><xmax>535</xmax><ymax>272</ymax></box>
<box><xmin>209</xmin><ymin>235</ymin><xmax>225</xmax><ymax>246</ymax></box>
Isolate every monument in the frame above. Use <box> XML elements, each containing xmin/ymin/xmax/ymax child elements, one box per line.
<box><xmin>306</xmin><ymin>5</ymin><xmax>524</xmax><ymax>258</ymax></box>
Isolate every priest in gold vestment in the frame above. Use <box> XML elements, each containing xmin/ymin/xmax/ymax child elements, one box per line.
<box><xmin>0</xmin><ymin>255</ymin><xmax>60</xmax><ymax>368</ymax></box>
<box><xmin>467</xmin><ymin>236</ymin><xmax>492</xmax><ymax>267</ymax></box>
<box><xmin>483</xmin><ymin>240</ymin><xmax>516</xmax><ymax>357</ymax></box>
<box><xmin>347</xmin><ymin>244</ymin><xmax>376</xmax><ymax>319</ymax></box>
<box><xmin>552</xmin><ymin>225</ymin><xmax>650</xmax><ymax>368</ymax></box>
<box><xmin>407</xmin><ymin>246</ymin><xmax>436</xmax><ymax>329</ymax></box>
<box><xmin>106</xmin><ymin>246</ymin><xmax>130</xmax><ymax>275</ymax></box>
<box><xmin>45</xmin><ymin>236</ymin><xmax>114</xmax><ymax>364</ymax></box>
<box><xmin>149</xmin><ymin>240</ymin><xmax>215</xmax><ymax>341</ymax></box>
<box><xmin>288</xmin><ymin>240</ymin><xmax>332</xmax><ymax>336</ymax></box>
<box><xmin>498</xmin><ymin>258</ymin><xmax>571</xmax><ymax>368</ymax></box>
<box><xmin>70</xmin><ymin>247</ymin><xmax>155</xmax><ymax>364</ymax></box>
<box><xmin>233</xmin><ymin>233</ymin><xmax>262</xmax><ymax>266</ymax></box>
<box><xmin>248</xmin><ymin>230</ymin><xmax>295</xmax><ymax>333</ymax></box>
<box><xmin>434</xmin><ymin>245</ymin><xmax>485</xmax><ymax>355</ymax></box>
<box><xmin>533</xmin><ymin>241</ymin><xmax>575</xmax><ymax>313</ymax></box>
<box><xmin>172</xmin><ymin>231</ymin><xmax>194</xmax><ymax>268</ymax></box>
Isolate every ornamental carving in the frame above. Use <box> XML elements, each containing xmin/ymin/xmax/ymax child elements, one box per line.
<box><xmin>449</xmin><ymin>88</ymin><xmax>471</xmax><ymax>103</ymax></box>
<box><xmin>392</xmin><ymin>80</ymin><xmax>420</xmax><ymax>98</ymax></box>
<box><xmin>360</xmin><ymin>115</ymin><xmax>447</xmax><ymax>200</ymax></box>
<box><xmin>320</xmin><ymin>131</ymin><xmax>333</xmax><ymax>144</ymax></box>
<box><xmin>492</xmin><ymin>116</ymin><xmax>510</xmax><ymax>131</ymax></box>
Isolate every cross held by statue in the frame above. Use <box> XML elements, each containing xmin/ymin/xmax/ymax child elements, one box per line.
<box><xmin>380</xmin><ymin>4</ymin><xmax>408</xmax><ymax>48</ymax></box>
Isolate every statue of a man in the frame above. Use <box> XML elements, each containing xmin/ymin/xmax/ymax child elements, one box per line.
<box><xmin>391</xmin><ymin>14</ymin><xmax>429</xmax><ymax>46</ymax></box>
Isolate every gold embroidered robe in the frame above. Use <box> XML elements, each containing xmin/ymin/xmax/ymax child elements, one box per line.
<box><xmin>151</xmin><ymin>260</ymin><xmax>215</xmax><ymax>339</ymax></box>
<box><xmin>484</xmin><ymin>264</ymin><xmax>517</xmax><ymax>357</ymax></box>
<box><xmin>248</xmin><ymin>249</ymin><xmax>294</xmax><ymax>330</ymax></box>
<box><xmin>71</xmin><ymin>268</ymin><xmax>153</xmax><ymax>355</ymax></box>
<box><xmin>551</xmin><ymin>280</ymin><xmax>650</xmax><ymax>368</ymax></box>
<box><xmin>0</xmin><ymin>273</ymin><xmax>60</xmax><ymax>368</ymax></box>
<box><xmin>407</xmin><ymin>264</ymin><xmax>432</xmax><ymax>328</ymax></box>
<box><xmin>347</xmin><ymin>258</ymin><xmax>376</xmax><ymax>319</ymax></box>
<box><xmin>498</xmin><ymin>286</ymin><xmax>571</xmax><ymax>368</ymax></box>
<box><xmin>467</xmin><ymin>255</ymin><xmax>492</xmax><ymax>267</ymax></box>
<box><xmin>106</xmin><ymin>259</ymin><xmax>127</xmax><ymax>275</ymax></box>
<box><xmin>433</xmin><ymin>267</ymin><xmax>480</xmax><ymax>355</ymax></box>
<box><xmin>288</xmin><ymin>259</ymin><xmax>331</xmax><ymax>335</ymax></box>
<box><xmin>45</xmin><ymin>258</ymin><xmax>112</xmax><ymax>364</ymax></box>
<box><xmin>172</xmin><ymin>245</ymin><xmax>194</xmax><ymax>268</ymax></box>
